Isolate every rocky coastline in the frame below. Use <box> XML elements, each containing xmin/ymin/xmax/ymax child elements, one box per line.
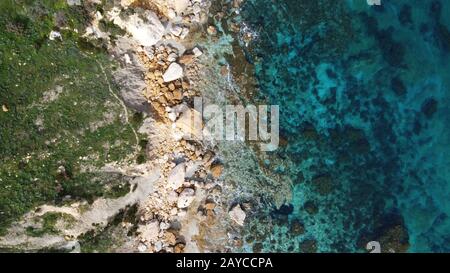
<box><xmin>0</xmin><ymin>0</ymin><xmax>262</xmax><ymax>253</ymax></box>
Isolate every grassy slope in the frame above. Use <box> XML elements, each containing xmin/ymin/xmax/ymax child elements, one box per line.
<box><xmin>0</xmin><ymin>0</ymin><xmax>144</xmax><ymax>234</ymax></box>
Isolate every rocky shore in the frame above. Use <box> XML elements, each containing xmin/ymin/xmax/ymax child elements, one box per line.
<box><xmin>0</xmin><ymin>0</ymin><xmax>254</xmax><ymax>253</ymax></box>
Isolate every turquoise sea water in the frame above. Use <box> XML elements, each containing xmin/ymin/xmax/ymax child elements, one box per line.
<box><xmin>237</xmin><ymin>0</ymin><xmax>450</xmax><ymax>252</ymax></box>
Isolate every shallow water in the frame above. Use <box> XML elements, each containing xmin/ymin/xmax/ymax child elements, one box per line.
<box><xmin>235</xmin><ymin>0</ymin><xmax>450</xmax><ymax>252</ymax></box>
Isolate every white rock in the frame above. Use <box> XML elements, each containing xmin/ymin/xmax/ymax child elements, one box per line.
<box><xmin>163</xmin><ymin>63</ymin><xmax>184</xmax><ymax>82</ymax></box>
<box><xmin>154</xmin><ymin>241</ymin><xmax>163</xmax><ymax>252</ymax></box>
<box><xmin>185</xmin><ymin>161</ymin><xmax>202</xmax><ymax>178</ymax></box>
<box><xmin>180</xmin><ymin>28</ymin><xmax>190</xmax><ymax>39</ymax></box>
<box><xmin>193</xmin><ymin>47</ymin><xmax>203</xmax><ymax>57</ymax></box>
<box><xmin>137</xmin><ymin>243</ymin><xmax>147</xmax><ymax>252</ymax></box>
<box><xmin>167</xmin><ymin>9</ymin><xmax>177</xmax><ymax>19</ymax></box>
<box><xmin>160</xmin><ymin>222</ymin><xmax>171</xmax><ymax>230</ymax></box>
<box><xmin>67</xmin><ymin>0</ymin><xmax>81</xmax><ymax>6</ymax></box>
<box><xmin>170</xmin><ymin>25</ymin><xmax>183</xmax><ymax>37</ymax></box>
<box><xmin>120</xmin><ymin>0</ymin><xmax>134</xmax><ymax>8</ymax></box>
<box><xmin>191</xmin><ymin>13</ymin><xmax>201</xmax><ymax>23</ymax></box>
<box><xmin>168</xmin><ymin>190</ymin><xmax>179</xmax><ymax>203</ymax></box>
<box><xmin>177</xmin><ymin>188</ymin><xmax>195</xmax><ymax>208</ymax></box>
<box><xmin>172</xmin><ymin>0</ymin><xmax>190</xmax><ymax>13</ymax></box>
<box><xmin>143</xmin><ymin>46</ymin><xmax>154</xmax><ymax>59</ymax></box>
<box><xmin>138</xmin><ymin>220</ymin><xmax>160</xmax><ymax>243</ymax></box>
<box><xmin>113</xmin><ymin>11</ymin><xmax>165</xmax><ymax>47</ymax></box>
<box><xmin>168</xmin><ymin>53</ymin><xmax>178</xmax><ymax>63</ymax></box>
<box><xmin>49</xmin><ymin>31</ymin><xmax>62</xmax><ymax>41</ymax></box>
<box><xmin>168</xmin><ymin>112</ymin><xmax>177</xmax><ymax>122</ymax></box>
<box><xmin>170</xmin><ymin>207</ymin><xmax>178</xmax><ymax>215</ymax></box>
<box><xmin>229</xmin><ymin>205</ymin><xmax>246</xmax><ymax>226</ymax></box>
<box><xmin>192</xmin><ymin>4</ymin><xmax>202</xmax><ymax>14</ymax></box>
<box><xmin>95</xmin><ymin>11</ymin><xmax>103</xmax><ymax>21</ymax></box>
<box><xmin>124</xmin><ymin>53</ymin><xmax>132</xmax><ymax>65</ymax></box>
<box><xmin>167</xmin><ymin>163</ymin><xmax>186</xmax><ymax>190</ymax></box>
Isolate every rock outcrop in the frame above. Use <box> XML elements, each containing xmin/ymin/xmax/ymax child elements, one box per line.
<box><xmin>163</xmin><ymin>62</ymin><xmax>184</xmax><ymax>82</ymax></box>
<box><xmin>229</xmin><ymin>205</ymin><xmax>246</xmax><ymax>226</ymax></box>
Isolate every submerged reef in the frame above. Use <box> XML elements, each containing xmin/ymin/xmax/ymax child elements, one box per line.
<box><xmin>230</xmin><ymin>0</ymin><xmax>450</xmax><ymax>252</ymax></box>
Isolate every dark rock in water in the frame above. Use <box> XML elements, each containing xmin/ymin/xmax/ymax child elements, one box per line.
<box><xmin>430</xmin><ymin>0</ymin><xmax>442</xmax><ymax>20</ymax></box>
<box><xmin>421</xmin><ymin>98</ymin><xmax>438</xmax><ymax>119</ymax></box>
<box><xmin>312</xmin><ymin>174</ymin><xmax>334</xmax><ymax>195</ymax></box>
<box><xmin>435</xmin><ymin>23</ymin><xmax>450</xmax><ymax>53</ymax></box>
<box><xmin>358</xmin><ymin>212</ymin><xmax>409</xmax><ymax>253</ymax></box>
<box><xmin>391</xmin><ymin>76</ymin><xmax>407</xmax><ymax>96</ymax></box>
<box><xmin>399</xmin><ymin>5</ymin><xmax>413</xmax><ymax>26</ymax></box>
<box><xmin>326</xmin><ymin>68</ymin><xmax>337</xmax><ymax>79</ymax></box>
<box><xmin>301</xmin><ymin>122</ymin><xmax>320</xmax><ymax>141</ymax></box>
<box><xmin>299</xmin><ymin>239</ymin><xmax>317</xmax><ymax>253</ymax></box>
<box><xmin>289</xmin><ymin>219</ymin><xmax>305</xmax><ymax>236</ymax></box>
<box><xmin>361</xmin><ymin>13</ymin><xmax>379</xmax><ymax>36</ymax></box>
<box><xmin>252</xmin><ymin>242</ymin><xmax>263</xmax><ymax>253</ymax></box>
<box><xmin>376</xmin><ymin>29</ymin><xmax>406</xmax><ymax>67</ymax></box>
<box><xmin>272</xmin><ymin>203</ymin><xmax>294</xmax><ymax>215</ymax></box>
<box><xmin>304</xmin><ymin>201</ymin><xmax>319</xmax><ymax>215</ymax></box>
<box><xmin>336</xmin><ymin>126</ymin><xmax>372</xmax><ymax>154</ymax></box>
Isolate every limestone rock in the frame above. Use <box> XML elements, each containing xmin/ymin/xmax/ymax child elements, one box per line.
<box><xmin>168</xmin><ymin>112</ymin><xmax>177</xmax><ymax>122</ymax></box>
<box><xmin>112</xmin><ymin>11</ymin><xmax>165</xmax><ymax>47</ymax></box>
<box><xmin>137</xmin><ymin>243</ymin><xmax>147</xmax><ymax>252</ymax></box>
<box><xmin>171</xmin><ymin>0</ymin><xmax>190</xmax><ymax>13</ymax></box>
<box><xmin>167</xmin><ymin>163</ymin><xmax>186</xmax><ymax>190</ymax></box>
<box><xmin>163</xmin><ymin>63</ymin><xmax>184</xmax><ymax>82</ymax></box>
<box><xmin>49</xmin><ymin>31</ymin><xmax>62</xmax><ymax>41</ymax></box>
<box><xmin>120</xmin><ymin>0</ymin><xmax>134</xmax><ymax>8</ymax></box>
<box><xmin>67</xmin><ymin>0</ymin><xmax>81</xmax><ymax>6</ymax></box>
<box><xmin>167</xmin><ymin>9</ymin><xmax>176</xmax><ymax>19</ymax></box>
<box><xmin>138</xmin><ymin>220</ymin><xmax>160</xmax><ymax>243</ymax></box>
<box><xmin>113</xmin><ymin>57</ymin><xmax>149</xmax><ymax>113</ymax></box>
<box><xmin>229</xmin><ymin>204</ymin><xmax>246</xmax><ymax>226</ymax></box>
<box><xmin>193</xmin><ymin>47</ymin><xmax>203</xmax><ymax>57</ymax></box>
<box><xmin>170</xmin><ymin>25</ymin><xmax>183</xmax><ymax>37</ymax></box>
<box><xmin>177</xmin><ymin>188</ymin><xmax>195</xmax><ymax>208</ymax></box>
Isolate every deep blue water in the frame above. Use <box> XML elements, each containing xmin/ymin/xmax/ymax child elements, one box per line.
<box><xmin>239</xmin><ymin>0</ymin><xmax>450</xmax><ymax>252</ymax></box>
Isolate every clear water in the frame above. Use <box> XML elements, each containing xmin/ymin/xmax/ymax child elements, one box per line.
<box><xmin>237</xmin><ymin>0</ymin><xmax>450</xmax><ymax>252</ymax></box>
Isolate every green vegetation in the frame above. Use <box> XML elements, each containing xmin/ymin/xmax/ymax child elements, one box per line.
<box><xmin>26</xmin><ymin>212</ymin><xmax>76</xmax><ymax>237</ymax></box>
<box><xmin>78</xmin><ymin>204</ymin><xmax>138</xmax><ymax>253</ymax></box>
<box><xmin>0</xmin><ymin>0</ymin><xmax>144</xmax><ymax>234</ymax></box>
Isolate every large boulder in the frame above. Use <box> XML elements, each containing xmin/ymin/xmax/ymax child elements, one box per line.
<box><xmin>163</xmin><ymin>63</ymin><xmax>184</xmax><ymax>82</ymax></box>
<box><xmin>112</xmin><ymin>11</ymin><xmax>165</xmax><ymax>47</ymax></box>
<box><xmin>167</xmin><ymin>163</ymin><xmax>186</xmax><ymax>190</ymax></box>
<box><xmin>170</xmin><ymin>0</ymin><xmax>190</xmax><ymax>13</ymax></box>
<box><xmin>113</xmin><ymin>54</ymin><xmax>149</xmax><ymax>113</ymax></box>
<box><xmin>177</xmin><ymin>188</ymin><xmax>195</xmax><ymax>209</ymax></box>
<box><xmin>229</xmin><ymin>204</ymin><xmax>246</xmax><ymax>226</ymax></box>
